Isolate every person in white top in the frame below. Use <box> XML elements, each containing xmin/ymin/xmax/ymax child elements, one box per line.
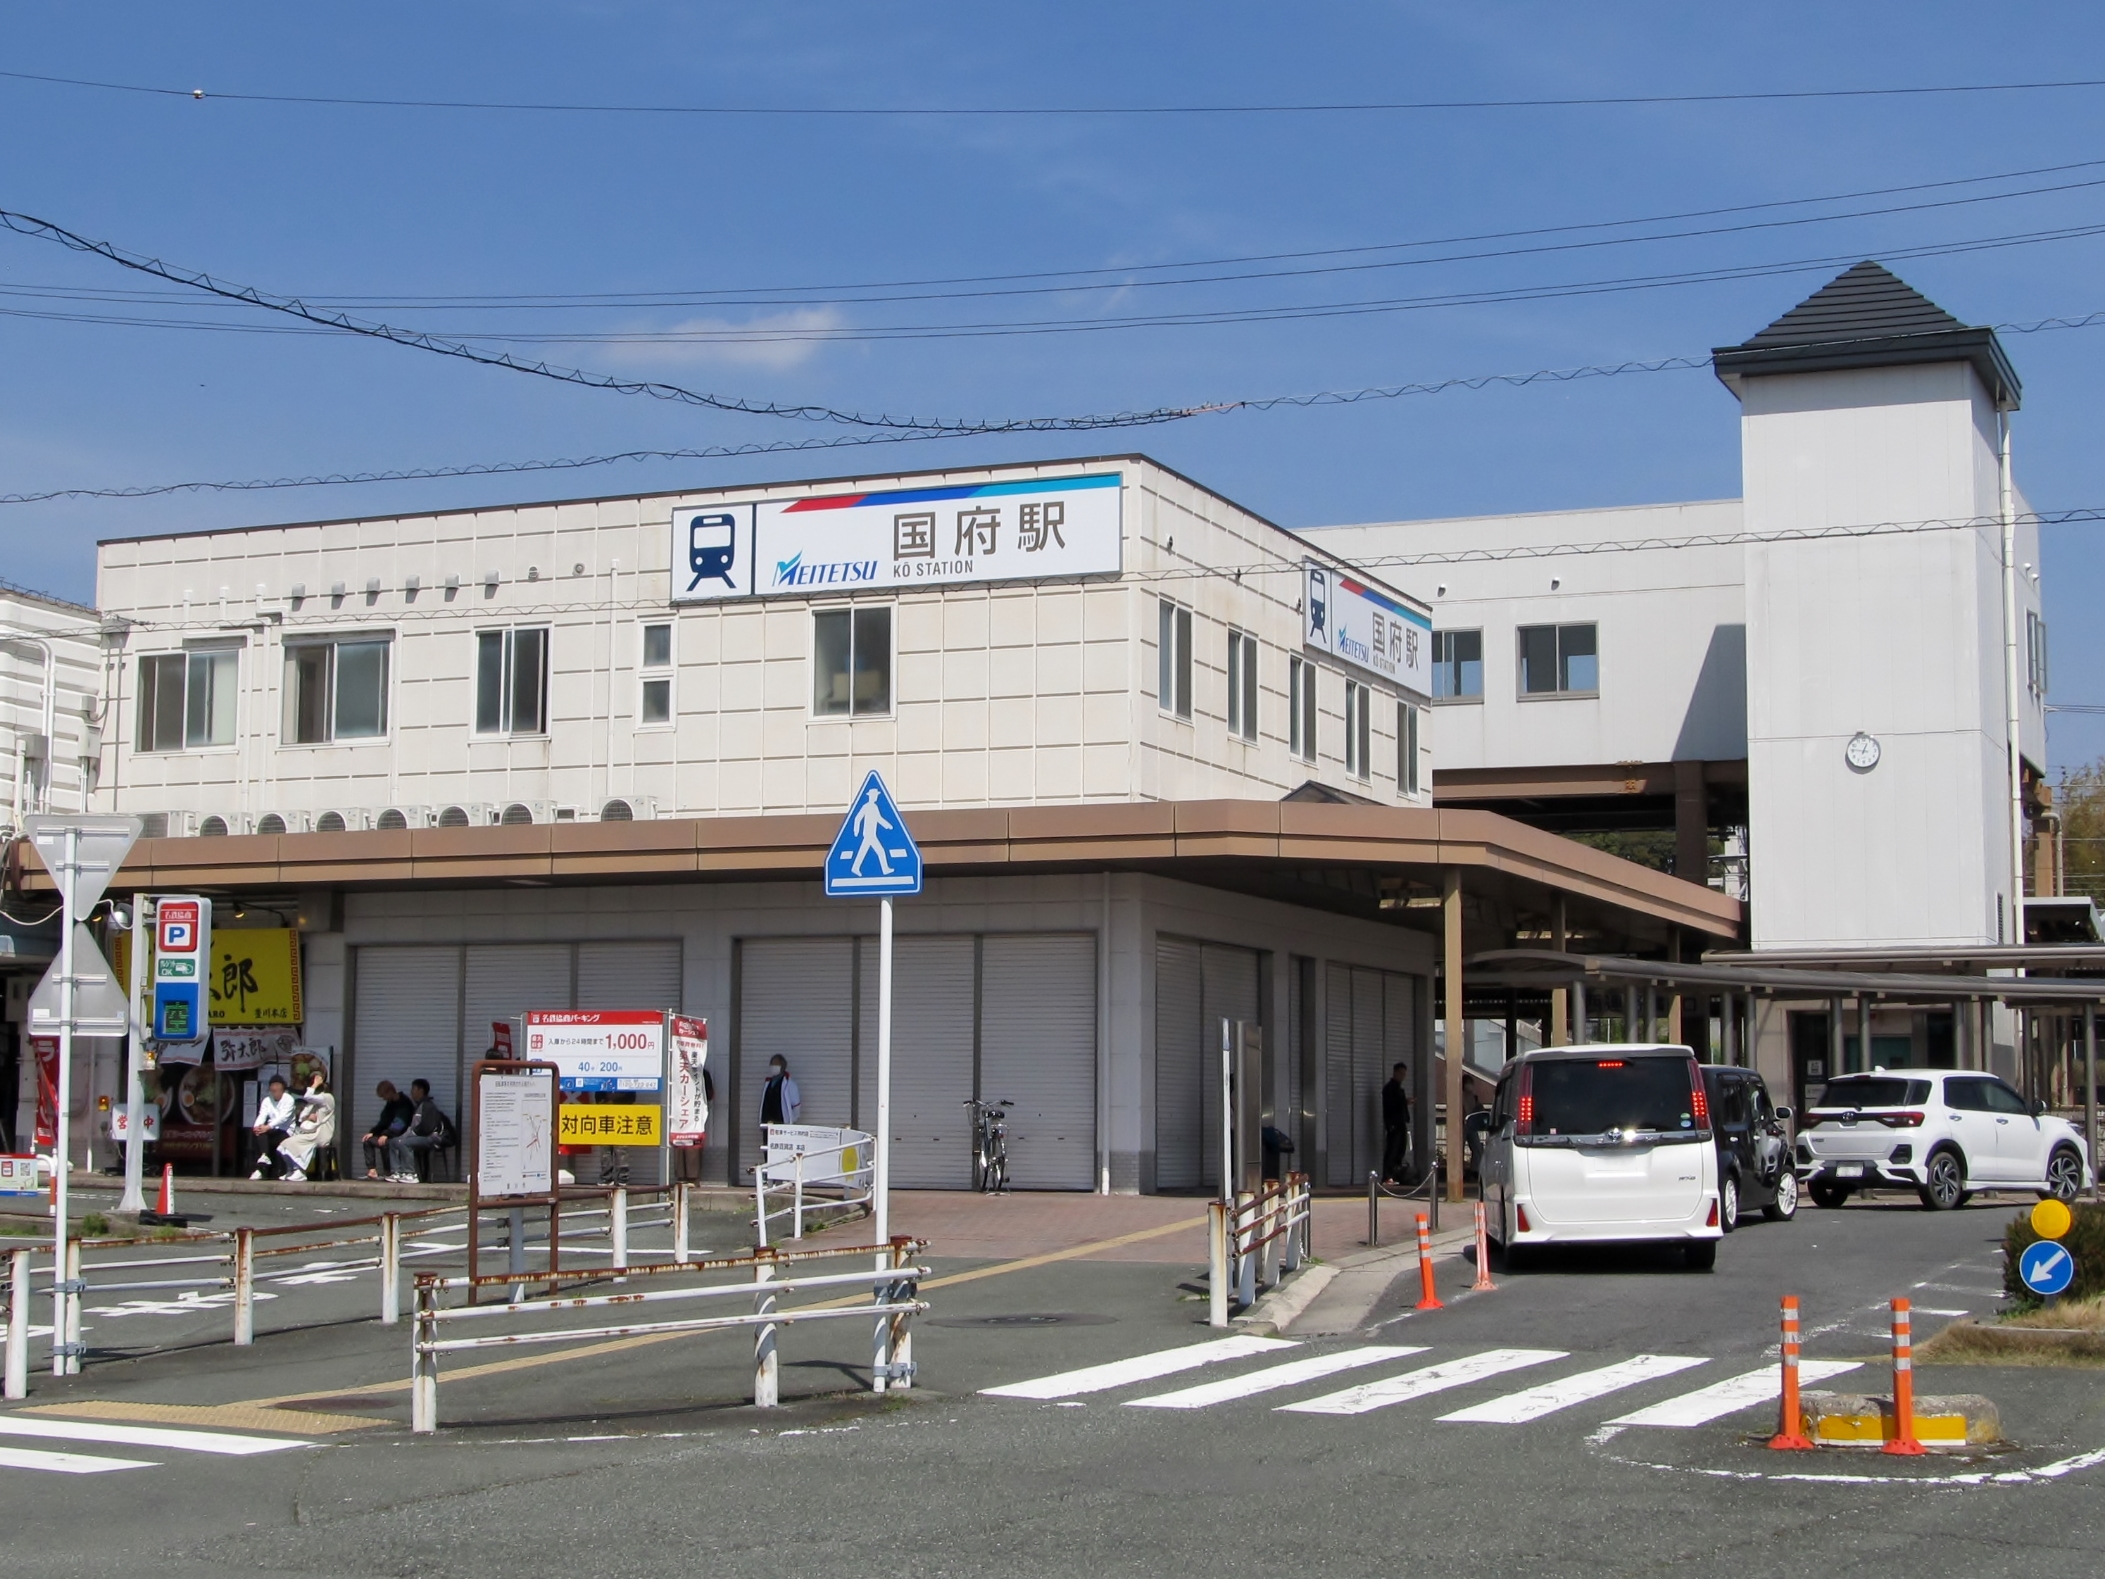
<box><xmin>758</xmin><ymin>1056</ymin><xmax>801</xmax><ymax>1129</ymax></box>
<box><xmin>250</xmin><ymin>1075</ymin><xmax>295</xmax><ymax>1180</ymax></box>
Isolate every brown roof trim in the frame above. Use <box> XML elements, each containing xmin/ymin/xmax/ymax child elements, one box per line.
<box><xmin>31</xmin><ymin>800</ymin><xmax>1742</xmax><ymax>937</ymax></box>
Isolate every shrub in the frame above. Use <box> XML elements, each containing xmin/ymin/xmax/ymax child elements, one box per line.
<box><xmin>80</xmin><ymin>1211</ymin><xmax>109</xmax><ymax>1237</ymax></box>
<box><xmin>2003</xmin><ymin>1202</ymin><xmax>2105</xmax><ymax>1307</ymax></box>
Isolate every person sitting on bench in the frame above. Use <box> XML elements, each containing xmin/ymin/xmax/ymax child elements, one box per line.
<box><xmin>249</xmin><ymin>1075</ymin><xmax>296</xmax><ymax>1180</ymax></box>
<box><xmin>276</xmin><ymin>1072</ymin><xmax>336</xmax><ymax>1183</ymax></box>
<box><xmin>387</xmin><ymin>1080</ymin><xmax>454</xmax><ymax>1182</ymax></box>
<box><xmin>361</xmin><ymin>1080</ymin><xmax>415</xmax><ymax>1179</ymax></box>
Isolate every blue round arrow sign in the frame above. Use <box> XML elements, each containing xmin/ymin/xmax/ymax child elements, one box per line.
<box><xmin>2019</xmin><ymin>1237</ymin><xmax>2077</xmax><ymax>1298</ymax></box>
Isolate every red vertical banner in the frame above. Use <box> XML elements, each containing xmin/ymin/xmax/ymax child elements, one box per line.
<box><xmin>492</xmin><ymin>1020</ymin><xmax>513</xmax><ymax>1058</ymax></box>
<box><xmin>31</xmin><ymin>1035</ymin><xmax>59</xmax><ymax>1149</ymax></box>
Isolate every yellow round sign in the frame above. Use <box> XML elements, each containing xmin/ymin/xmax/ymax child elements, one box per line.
<box><xmin>2032</xmin><ymin>1198</ymin><xmax>2074</xmax><ymax>1240</ymax></box>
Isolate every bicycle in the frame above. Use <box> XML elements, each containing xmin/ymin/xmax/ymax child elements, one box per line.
<box><xmin>964</xmin><ymin>1098</ymin><xmax>1012</xmax><ymax>1194</ymax></box>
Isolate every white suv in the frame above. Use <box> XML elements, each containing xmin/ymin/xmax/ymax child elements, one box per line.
<box><xmin>1796</xmin><ymin>1069</ymin><xmax>2091</xmax><ymax>1211</ymax></box>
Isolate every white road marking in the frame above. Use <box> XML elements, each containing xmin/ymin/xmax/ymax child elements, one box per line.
<box><xmin>1279</xmin><ymin>1349</ymin><xmax>1567</xmax><ymax>1417</ymax></box>
<box><xmin>1608</xmin><ymin>1360</ymin><xmax>1860</xmax><ymax>1427</ymax></box>
<box><xmin>1916</xmin><ymin>1308</ymin><xmax>1970</xmax><ymax>1317</ymax></box>
<box><xmin>982</xmin><ymin>1335</ymin><xmax>1297</xmax><ymax>1399</ymax></box>
<box><xmin>0</xmin><ymin>1444</ymin><xmax>153</xmax><ymax>1474</ymax></box>
<box><xmin>1439</xmin><ymin>1355</ymin><xmax>1709</xmax><ymax>1424</ymax></box>
<box><xmin>0</xmin><ymin>1418</ymin><xmax>314</xmax><ymax>1456</ymax></box>
<box><xmin>1126</xmin><ymin>1346</ymin><xmax>1427</xmax><ymax>1410</ymax></box>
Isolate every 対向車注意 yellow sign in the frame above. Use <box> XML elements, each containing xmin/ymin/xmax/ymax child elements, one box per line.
<box><xmin>559</xmin><ymin>1104</ymin><xmax>662</xmax><ymax>1147</ymax></box>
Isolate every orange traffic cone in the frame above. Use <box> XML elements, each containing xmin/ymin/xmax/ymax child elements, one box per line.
<box><xmin>157</xmin><ymin>1163</ymin><xmax>174</xmax><ymax>1217</ymax></box>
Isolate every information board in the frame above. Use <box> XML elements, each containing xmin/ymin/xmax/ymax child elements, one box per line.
<box><xmin>525</xmin><ymin>1009</ymin><xmax>666</xmax><ymax>1092</ymax></box>
<box><xmin>477</xmin><ymin>1067</ymin><xmax>556</xmax><ymax>1200</ymax></box>
<box><xmin>0</xmin><ymin>1155</ymin><xmax>41</xmax><ymax>1197</ymax></box>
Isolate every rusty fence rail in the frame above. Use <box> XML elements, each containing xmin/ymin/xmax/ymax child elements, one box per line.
<box><xmin>411</xmin><ymin>1235</ymin><xmax>928</xmax><ymax>1433</ymax></box>
<box><xmin>1207</xmin><ymin>1173</ymin><xmax>1312</xmax><ymax>1328</ymax></box>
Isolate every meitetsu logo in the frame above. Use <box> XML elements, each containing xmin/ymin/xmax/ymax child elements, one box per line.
<box><xmin>774</xmin><ymin>553</ymin><xmax>880</xmax><ymax>589</ymax></box>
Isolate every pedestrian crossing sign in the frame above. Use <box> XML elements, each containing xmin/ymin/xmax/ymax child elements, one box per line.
<box><xmin>825</xmin><ymin>770</ymin><xmax>922</xmax><ymax>897</ymax></box>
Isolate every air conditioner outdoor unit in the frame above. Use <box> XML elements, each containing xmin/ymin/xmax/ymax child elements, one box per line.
<box><xmin>252</xmin><ymin>811</ymin><xmax>309</xmax><ymax>836</ymax></box>
<box><xmin>195</xmin><ymin>812</ymin><xmax>247</xmax><ymax>837</ymax></box>
<box><xmin>373</xmin><ymin>805</ymin><xmax>433</xmax><ymax>831</ymax></box>
<box><xmin>597</xmin><ymin>796</ymin><xmax>659</xmax><ymax>822</ymax></box>
<box><xmin>433</xmin><ymin>802</ymin><xmax>492</xmax><ymax>829</ymax></box>
<box><xmin>309</xmin><ymin>809</ymin><xmax>369</xmax><ymax>834</ymax></box>
<box><xmin>496</xmin><ymin>800</ymin><xmax>558</xmax><ymax>826</ymax></box>
<box><xmin>138</xmin><ymin>810</ymin><xmax>195</xmax><ymax>839</ymax></box>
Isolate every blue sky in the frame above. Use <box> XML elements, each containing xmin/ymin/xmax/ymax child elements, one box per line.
<box><xmin>7</xmin><ymin>3</ymin><xmax>2105</xmax><ymax>766</ymax></box>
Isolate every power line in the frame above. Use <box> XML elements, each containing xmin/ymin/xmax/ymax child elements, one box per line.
<box><xmin>9</xmin><ymin>66</ymin><xmax>2105</xmax><ymax>118</ymax></box>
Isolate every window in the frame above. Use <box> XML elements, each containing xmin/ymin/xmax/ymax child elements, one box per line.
<box><xmin>2028</xmin><ymin>610</ymin><xmax>2049</xmax><ymax>698</ymax></box>
<box><xmin>476</xmin><ymin>627</ymin><xmax>549</xmax><ymax>735</ymax></box>
<box><xmin>1288</xmin><ymin>656</ymin><xmax>1317</xmax><ymax>762</ymax></box>
<box><xmin>639</xmin><ymin>621</ymin><xmax>673</xmax><ymax>726</ymax></box>
<box><xmin>283</xmin><ymin>637</ymin><xmax>390</xmax><ymax>744</ymax></box>
<box><xmin>1432</xmin><ymin>629</ymin><xmax>1483</xmax><ymax>701</ymax></box>
<box><xmin>1225</xmin><ymin>630</ymin><xmax>1258</xmax><ymax>742</ymax></box>
<box><xmin>1398</xmin><ymin>702</ymin><xmax>1420</xmax><ymax>796</ymax></box>
<box><xmin>136</xmin><ymin>650</ymin><xmax>237</xmax><ymax>752</ymax></box>
<box><xmin>1518</xmin><ymin>623</ymin><xmax>1598</xmax><ymax>696</ymax></box>
<box><xmin>1344</xmin><ymin>680</ymin><xmax>1371</xmax><ymax>779</ymax></box>
<box><xmin>1157</xmin><ymin>599</ymin><xmax>1192</xmax><ymax>719</ymax></box>
<box><xmin>812</xmin><ymin>606</ymin><xmax>891</xmax><ymax>716</ymax></box>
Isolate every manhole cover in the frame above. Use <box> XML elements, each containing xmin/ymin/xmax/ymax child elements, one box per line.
<box><xmin>927</xmin><ymin>1312</ymin><xmax>1115</xmax><ymax>1329</ymax></box>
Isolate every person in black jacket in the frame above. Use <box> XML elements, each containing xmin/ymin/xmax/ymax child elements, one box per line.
<box><xmin>1381</xmin><ymin>1063</ymin><xmax>1412</xmax><ymax>1184</ymax></box>
<box><xmin>361</xmin><ymin>1081</ymin><xmax>416</xmax><ymax>1179</ymax></box>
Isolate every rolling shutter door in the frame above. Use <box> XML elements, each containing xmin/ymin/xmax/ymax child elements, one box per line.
<box><xmin>856</xmin><ymin>935</ymin><xmax>975</xmax><ymax>1189</ymax></box>
<box><xmin>1383</xmin><ymin>972</ymin><xmax>1417</xmax><ymax>1174</ymax></box>
<box><xmin>737</xmin><ymin>938</ymin><xmax>855</xmax><ymax>1179</ymax></box>
<box><xmin>1351</xmin><ymin>967</ymin><xmax>1385</xmax><ymax>1184</ymax></box>
<box><xmin>1200</xmin><ymin>945</ymin><xmax>1260</xmax><ymax>1191</ymax></box>
<box><xmin>1324</xmin><ymin>964</ymin><xmax>1355</xmax><ymax>1186</ymax></box>
<box><xmin>980</xmin><ymin>934</ymin><xmax>1096</xmax><ymax>1190</ymax></box>
<box><xmin>1153</xmin><ymin>938</ymin><xmax>1204</xmax><ymax>1191</ymax></box>
<box><xmin>351</xmin><ymin>947</ymin><xmax>462</xmax><ymax>1139</ymax></box>
<box><xmin>466</xmin><ymin>944</ymin><xmax>573</xmax><ymax>1063</ymax></box>
<box><xmin>577</xmin><ymin>941</ymin><xmax>682</xmax><ymax>1012</ymax></box>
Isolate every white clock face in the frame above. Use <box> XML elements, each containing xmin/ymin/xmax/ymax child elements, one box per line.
<box><xmin>1845</xmin><ymin>732</ymin><xmax>1881</xmax><ymax>771</ymax></box>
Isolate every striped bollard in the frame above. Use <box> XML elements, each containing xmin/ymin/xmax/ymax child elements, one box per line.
<box><xmin>1414</xmin><ymin>1213</ymin><xmax>1443</xmax><ymax>1310</ymax></box>
<box><xmin>1767</xmin><ymin>1294</ymin><xmax>1813</xmax><ymax>1450</ymax></box>
<box><xmin>1883</xmin><ymin>1297</ymin><xmax>1926</xmax><ymax>1456</ymax></box>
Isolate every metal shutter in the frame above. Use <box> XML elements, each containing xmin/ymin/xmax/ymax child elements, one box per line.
<box><xmin>1383</xmin><ymin>972</ymin><xmax>1417</xmax><ymax>1173</ymax></box>
<box><xmin>466</xmin><ymin>945</ymin><xmax>573</xmax><ymax>1062</ymax></box>
<box><xmin>980</xmin><ymin>934</ymin><xmax>1096</xmax><ymax>1190</ymax></box>
<box><xmin>737</xmin><ymin>938</ymin><xmax>855</xmax><ymax>1178</ymax></box>
<box><xmin>1153</xmin><ymin>938</ymin><xmax>1204</xmax><ymax>1190</ymax></box>
<box><xmin>856</xmin><ymin>935</ymin><xmax>975</xmax><ymax>1188</ymax></box>
<box><xmin>577</xmin><ymin>940</ymin><xmax>682</xmax><ymax>1011</ymax></box>
<box><xmin>351</xmin><ymin>946</ymin><xmax>462</xmax><ymax>1138</ymax></box>
<box><xmin>1324</xmin><ymin>964</ymin><xmax>1354</xmax><ymax>1186</ymax></box>
<box><xmin>1200</xmin><ymin>944</ymin><xmax>1261</xmax><ymax>1191</ymax></box>
<box><xmin>1352</xmin><ymin>967</ymin><xmax>1385</xmax><ymax>1183</ymax></box>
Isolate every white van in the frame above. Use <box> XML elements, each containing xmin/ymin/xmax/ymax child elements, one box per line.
<box><xmin>1480</xmin><ymin>1044</ymin><xmax>1724</xmax><ymax>1271</ymax></box>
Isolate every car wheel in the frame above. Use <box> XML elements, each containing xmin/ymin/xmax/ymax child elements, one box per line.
<box><xmin>2046</xmin><ymin>1146</ymin><xmax>2084</xmax><ymax>1203</ymax></box>
<box><xmin>1685</xmin><ymin>1240</ymin><xmax>1717</xmax><ymax>1272</ymax></box>
<box><xmin>1918</xmin><ymin>1148</ymin><xmax>1965</xmax><ymax>1211</ymax></box>
<box><xmin>1809</xmin><ymin>1180</ymin><xmax>1851</xmax><ymax>1210</ymax></box>
<box><xmin>1763</xmin><ymin>1170</ymin><xmax>1800</xmax><ymax>1222</ymax></box>
<box><xmin>1720</xmin><ymin>1174</ymin><xmax>1741</xmax><ymax>1233</ymax></box>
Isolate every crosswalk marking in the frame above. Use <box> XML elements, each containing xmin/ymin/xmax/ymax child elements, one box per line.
<box><xmin>1278</xmin><ymin>1348</ymin><xmax>1568</xmax><ymax>1417</ymax></box>
<box><xmin>1438</xmin><ymin>1355</ymin><xmax>1708</xmax><ymax>1424</ymax></box>
<box><xmin>0</xmin><ymin>1444</ymin><xmax>154</xmax><ymax>1475</ymax></box>
<box><xmin>981</xmin><ymin>1335</ymin><xmax>1298</xmax><ymax>1399</ymax></box>
<box><xmin>1607</xmin><ymin>1360</ymin><xmax>1861</xmax><ymax>1427</ymax></box>
<box><xmin>1126</xmin><ymin>1346</ymin><xmax>1428</xmax><ymax>1411</ymax></box>
<box><xmin>0</xmin><ymin>1417</ymin><xmax>315</xmax><ymax>1456</ymax></box>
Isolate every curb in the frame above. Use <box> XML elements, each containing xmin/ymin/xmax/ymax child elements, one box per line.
<box><xmin>1233</xmin><ymin>1264</ymin><xmax>1338</xmax><ymax>1336</ymax></box>
<box><xmin>1800</xmin><ymin>1389</ymin><xmax>2001</xmax><ymax>1447</ymax></box>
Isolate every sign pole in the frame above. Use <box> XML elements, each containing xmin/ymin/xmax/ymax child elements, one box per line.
<box><xmin>875</xmin><ymin>895</ymin><xmax>892</xmax><ymax>1246</ymax></box>
<box><xmin>51</xmin><ymin>827</ymin><xmax>77</xmax><ymax>1375</ymax></box>
<box><xmin>117</xmin><ymin>894</ymin><xmax>149</xmax><ymax>1215</ymax></box>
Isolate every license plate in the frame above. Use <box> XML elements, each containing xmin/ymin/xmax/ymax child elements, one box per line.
<box><xmin>1836</xmin><ymin>1164</ymin><xmax>1864</xmax><ymax>1178</ymax></box>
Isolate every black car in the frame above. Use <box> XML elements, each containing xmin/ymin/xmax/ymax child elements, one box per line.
<box><xmin>1700</xmin><ymin>1065</ymin><xmax>1799</xmax><ymax>1229</ymax></box>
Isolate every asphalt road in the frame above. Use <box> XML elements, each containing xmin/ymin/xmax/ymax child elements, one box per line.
<box><xmin>5</xmin><ymin>1191</ymin><xmax>2104</xmax><ymax>1578</ymax></box>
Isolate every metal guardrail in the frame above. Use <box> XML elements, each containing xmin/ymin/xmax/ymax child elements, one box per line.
<box><xmin>411</xmin><ymin>1235</ymin><xmax>928</xmax><ymax>1432</ymax></box>
<box><xmin>755</xmin><ymin>1138</ymin><xmax>875</xmax><ymax>1244</ymax></box>
<box><xmin>1207</xmin><ymin>1173</ymin><xmax>1313</xmax><ymax>1328</ymax></box>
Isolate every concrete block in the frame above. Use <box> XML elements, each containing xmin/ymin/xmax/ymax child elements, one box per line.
<box><xmin>1800</xmin><ymin>1390</ymin><xmax>2001</xmax><ymax>1447</ymax></box>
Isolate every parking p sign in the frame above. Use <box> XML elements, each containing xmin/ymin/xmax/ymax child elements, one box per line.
<box><xmin>152</xmin><ymin>895</ymin><xmax>211</xmax><ymax>1044</ymax></box>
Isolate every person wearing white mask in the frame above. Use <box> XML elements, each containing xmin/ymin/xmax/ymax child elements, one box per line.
<box><xmin>758</xmin><ymin>1055</ymin><xmax>801</xmax><ymax>1132</ymax></box>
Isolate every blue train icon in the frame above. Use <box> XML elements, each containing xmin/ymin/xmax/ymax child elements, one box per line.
<box><xmin>685</xmin><ymin>511</ymin><xmax>740</xmax><ymax>591</ymax></box>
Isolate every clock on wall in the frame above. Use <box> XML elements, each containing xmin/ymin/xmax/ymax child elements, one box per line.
<box><xmin>1845</xmin><ymin>731</ymin><xmax>1882</xmax><ymax>771</ymax></box>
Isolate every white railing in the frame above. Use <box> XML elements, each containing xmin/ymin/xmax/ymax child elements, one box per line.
<box><xmin>411</xmin><ymin>1236</ymin><xmax>927</xmax><ymax>1432</ymax></box>
<box><xmin>755</xmin><ymin>1131</ymin><xmax>875</xmax><ymax>1244</ymax></box>
<box><xmin>1208</xmin><ymin>1172</ymin><xmax>1314</xmax><ymax>1328</ymax></box>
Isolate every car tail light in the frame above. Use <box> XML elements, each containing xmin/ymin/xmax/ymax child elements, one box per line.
<box><xmin>1876</xmin><ymin>1111</ymin><xmax>1926</xmax><ymax>1128</ymax></box>
<box><xmin>1515</xmin><ymin>1063</ymin><xmax>1536</xmax><ymax>1136</ymax></box>
<box><xmin>1597</xmin><ymin>1059</ymin><xmax>1625</xmax><ymax>1068</ymax></box>
<box><xmin>1689</xmin><ymin>1065</ymin><xmax>1710</xmax><ymax>1127</ymax></box>
<box><xmin>1516</xmin><ymin>1204</ymin><xmax>1532</xmax><ymax>1233</ymax></box>
<box><xmin>1706</xmin><ymin>1199</ymin><xmax>1719</xmax><ymax>1227</ymax></box>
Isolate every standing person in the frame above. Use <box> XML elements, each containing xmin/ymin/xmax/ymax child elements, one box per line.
<box><xmin>387</xmin><ymin>1079</ymin><xmax>452</xmax><ymax>1183</ymax></box>
<box><xmin>360</xmin><ymin>1080</ymin><xmax>415</xmax><ymax>1179</ymax></box>
<box><xmin>275</xmin><ymin>1072</ymin><xmax>336</xmax><ymax>1183</ymax></box>
<box><xmin>249</xmin><ymin>1074</ymin><xmax>296</xmax><ymax>1180</ymax></box>
<box><xmin>1381</xmin><ymin>1062</ymin><xmax>1412</xmax><ymax>1185</ymax></box>
<box><xmin>758</xmin><ymin>1056</ymin><xmax>800</xmax><ymax>1132</ymax></box>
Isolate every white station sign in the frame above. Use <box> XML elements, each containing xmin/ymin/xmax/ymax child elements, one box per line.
<box><xmin>1303</xmin><ymin>561</ymin><xmax>1433</xmax><ymax>699</ymax></box>
<box><xmin>673</xmin><ymin>474</ymin><xmax>1122</xmax><ymax>603</ymax></box>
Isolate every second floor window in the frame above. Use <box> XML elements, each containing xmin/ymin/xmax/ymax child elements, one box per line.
<box><xmin>1158</xmin><ymin>599</ymin><xmax>1192</xmax><ymax>719</ymax></box>
<box><xmin>813</xmin><ymin>606</ymin><xmax>891</xmax><ymax>716</ymax></box>
<box><xmin>640</xmin><ymin>622</ymin><xmax>673</xmax><ymax>725</ymax></box>
<box><xmin>2028</xmin><ymin>610</ymin><xmax>2049</xmax><ymax>698</ymax></box>
<box><xmin>284</xmin><ymin>637</ymin><xmax>390</xmax><ymax>744</ymax></box>
<box><xmin>1398</xmin><ymin>701</ymin><xmax>1420</xmax><ymax>795</ymax></box>
<box><xmin>1344</xmin><ymin>680</ymin><xmax>1371</xmax><ymax>779</ymax></box>
<box><xmin>1226</xmin><ymin>630</ymin><xmax>1258</xmax><ymax>742</ymax></box>
<box><xmin>136</xmin><ymin>649</ymin><xmax>236</xmax><ymax>752</ymax></box>
<box><xmin>1433</xmin><ymin>629</ymin><xmax>1483</xmax><ymax>700</ymax></box>
<box><xmin>476</xmin><ymin>627</ymin><xmax>549</xmax><ymax>735</ymax></box>
<box><xmin>1289</xmin><ymin>655</ymin><xmax>1316</xmax><ymax>762</ymax></box>
<box><xmin>1519</xmin><ymin>622</ymin><xmax>1598</xmax><ymax>696</ymax></box>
